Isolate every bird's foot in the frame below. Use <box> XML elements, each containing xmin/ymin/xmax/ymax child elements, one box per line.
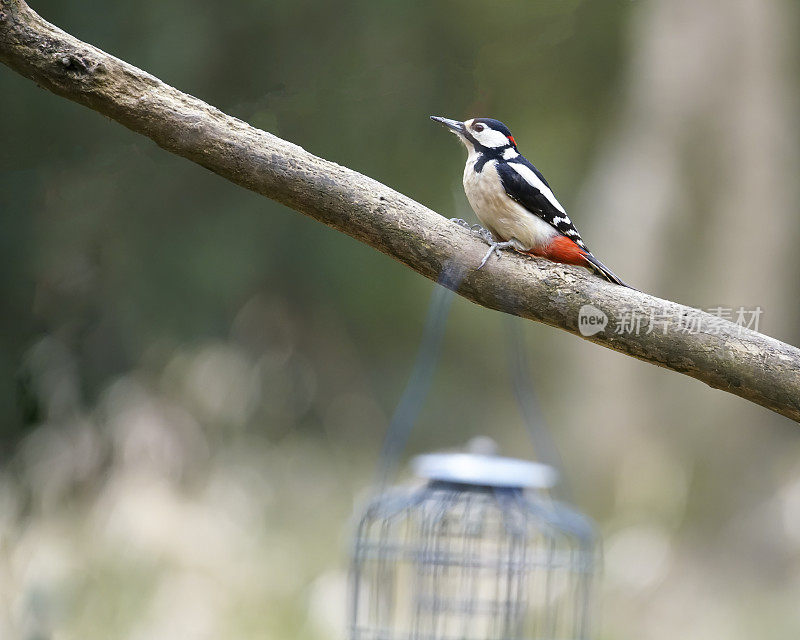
<box><xmin>449</xmin><ymin>217</ymin><xmax>484</xmax><ymax>233</ymax></box>
<box><xmin>478</xmin><ymin>240</ymin><xmax>516</xmax><ymax>269</ymax></box>
<box><xmin>449</xmin><ymin>218</ymin><xmax>494</xmax><ymax>243</ymax></box>
<box><xmin>448</xmin><ymin>219</ymin><xmax>515</xmax><ymax>269</ymax></box>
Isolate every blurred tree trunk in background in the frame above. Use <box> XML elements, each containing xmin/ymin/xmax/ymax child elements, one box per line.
<box><xmin>567</xmin><ymin>0</ymin><xmax>800</xmax><ymax>636</ymax></box>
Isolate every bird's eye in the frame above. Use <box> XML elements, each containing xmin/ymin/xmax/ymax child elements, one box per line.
<box><xmin>473</xmin><ymin>123</ymin><xmax>485</xmax><ymax>132</ymax></box>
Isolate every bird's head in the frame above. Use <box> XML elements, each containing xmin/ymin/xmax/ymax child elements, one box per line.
<box><xmin>430</xmin><ymin>116</ymin><xmax>517</xmax><ymax>154</ymax></box>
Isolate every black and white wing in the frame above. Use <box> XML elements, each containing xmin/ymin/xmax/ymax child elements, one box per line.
<box><xmin>495</xmin><ymin>158</ymin><xmax>589</xmax><ymax>252</ymax></box>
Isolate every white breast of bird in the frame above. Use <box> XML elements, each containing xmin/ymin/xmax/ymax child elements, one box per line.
<box><xmin>462</xmin><ymin>158</ymin><xmax>557</xmax><ymax>252</ymax></box>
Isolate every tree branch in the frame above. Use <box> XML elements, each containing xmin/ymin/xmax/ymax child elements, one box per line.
<box><xmin>2</xmin><ymin>0</ymin><xmax>799</xmax><ymax>423</ymax></box>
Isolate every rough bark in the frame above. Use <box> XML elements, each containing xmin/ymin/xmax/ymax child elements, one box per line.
<box><xmin>1</xmin><ymin>0</ymin><xmax>799</xmax><ymax>422</ymax></box>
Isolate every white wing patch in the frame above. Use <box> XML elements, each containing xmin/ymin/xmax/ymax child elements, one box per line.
<box><xmin>508</xmin><ymin>163</ymin><xmax>566</xmax><ymax>213</ymax></box>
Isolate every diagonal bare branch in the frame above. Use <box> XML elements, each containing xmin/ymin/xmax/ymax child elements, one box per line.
<box><xmin>2</xmin><ymin>0</ymin><xmax>799</xmax><ymax>422</ymax></box>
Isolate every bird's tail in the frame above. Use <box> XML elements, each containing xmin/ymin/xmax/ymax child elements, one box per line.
<box><xmin>582</xmin><ymin>253</ymin><xmax>633</xmax><ymax>289</ymax></box>
<box><xmin>523</xmin><ymin>235</ymin><xmax>635</xmax><ymax>289</ymax></box>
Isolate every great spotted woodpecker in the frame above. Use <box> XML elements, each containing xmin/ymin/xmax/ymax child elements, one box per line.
<box><xmin>431</xmin><ymin>115</ymin><xmax>629</xmax><ymax>287</ymax></box>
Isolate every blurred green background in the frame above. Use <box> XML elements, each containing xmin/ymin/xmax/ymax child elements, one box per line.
<box><xmin>2</xmin><ymin>0</ymin><xmax>800</xmax><ymax>638</ymax></box>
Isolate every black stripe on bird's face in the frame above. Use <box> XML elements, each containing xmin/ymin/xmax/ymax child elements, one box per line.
<box><xmin>466</xmin><ymin>118</ymin><xmax>517</xmax><ymax>151</ymax></box>
<box><xmin>462</xmin><ymin>118</ymin><xmax>519</xmax><ymax>171</ymax></box>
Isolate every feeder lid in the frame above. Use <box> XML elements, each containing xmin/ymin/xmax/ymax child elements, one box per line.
<box><xmin>411</xmin><ymin>452</ymin><xmax>557</xmax><ymax>489</ymax></box>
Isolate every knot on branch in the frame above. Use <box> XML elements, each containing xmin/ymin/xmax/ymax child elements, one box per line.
<box><xmin>55</xmin><ymin>51</ymin><xmax>97</xmax><ymax>75</ymax></box>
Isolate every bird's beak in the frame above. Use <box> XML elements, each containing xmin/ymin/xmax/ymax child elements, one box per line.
<box><xmin>430</xmin><ymin>116</ymin><xmax>465</xmax><ymax>134</ymax></box>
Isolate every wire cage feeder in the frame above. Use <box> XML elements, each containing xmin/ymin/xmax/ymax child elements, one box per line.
<box><xmin>349</xmin><ymin>450</ymin><xmax>598</xmax><ymax>640</ymax></box>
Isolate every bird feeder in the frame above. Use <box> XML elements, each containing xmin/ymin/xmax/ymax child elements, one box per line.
<box><xmin>349</xmin><ymin>449</ymin><xmax>598</xmax><ymax>640</ymax></box>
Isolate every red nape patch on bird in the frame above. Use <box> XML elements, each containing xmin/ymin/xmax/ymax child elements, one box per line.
<box><xmin>508</xmin><ymin>136</ymin><xmax>516</xmax><ymax>146</ymax></box>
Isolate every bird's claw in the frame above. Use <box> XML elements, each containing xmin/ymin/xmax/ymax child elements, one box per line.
<box><xmin>449</xmin><ymin>218</ymin><xmax>485</xmax><ymax>234</ymax></box>
<box><xmin>478</xmin><ymin>240</ymin><xmax>516</xmax><ymax>269</ymax></box>
<box><xmin>449</xmin><ymin>218</ymin><xmax>494</xmax><ymax>241</ymax></box>
<box><xmin>447</xmin><ymin>218</ymin><xmax>515</xmax><ymax>269</ymax></box>
<box><xmin>449</xmin><ymin>217</ymin><xmax>472</xmax><ymax>229</ymax></box>
<box><xmin>475</xmin><ymin>227</ymin><xmax>496</xmax><ymax>245</ymax></box>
